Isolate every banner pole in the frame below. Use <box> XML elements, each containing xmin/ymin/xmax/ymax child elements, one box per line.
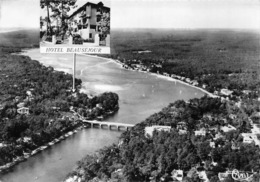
<box><xmin>73</xmin><ymin>53</ymin><xmax>76</xmax><ymax>92</ymax></box>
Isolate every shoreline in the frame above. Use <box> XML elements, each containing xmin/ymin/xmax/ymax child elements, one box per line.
<box><xmin>79</xmin><ymin>53</ymin><xmax>218</xmax><ymax>98</ymax></box>
<box><xmin>1</xmin><ymin>50</ymin><xmax>120</xmax><ymax>174</ymax></box>
<box><xmin>0</xmin><ymin>124</ymin><xmax>88</xmax><ymax>174</ymax></box>
<box><xmin>19</xmin><ymin>49</ymin><xmax>214</xmax><ymax>100</ymax></box>
<box><xmin>2</xmin><ymin>49</ymin><xmax>216</xmax><ymax>174</ymax></box>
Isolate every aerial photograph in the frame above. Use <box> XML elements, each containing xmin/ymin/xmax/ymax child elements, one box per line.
<box><xmin>0</xmin><ymin>0</ymin><xmax>260</xmax><ymax>182</ymax></box>
<box><xmin>40</xmin><ymin>0</ymin><xmax>110</xmax><ymax>48</ymax></box>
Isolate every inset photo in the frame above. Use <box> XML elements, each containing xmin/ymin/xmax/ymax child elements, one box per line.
<box><xmin>40</xmin><ymin>0</ymin><xmax>110</xmax><ymax>53</ymax></box>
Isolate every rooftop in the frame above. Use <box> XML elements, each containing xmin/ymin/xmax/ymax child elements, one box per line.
<box><xmin>69</xmin><ymin>1</ymin><xmax>110</xmax><ymax>19</ymax></box>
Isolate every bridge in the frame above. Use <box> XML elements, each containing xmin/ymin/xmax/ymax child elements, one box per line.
<box><xmin>83</xmin><ymin>120</ymin><xmax>134</xmax><ymax>131</ymax></box>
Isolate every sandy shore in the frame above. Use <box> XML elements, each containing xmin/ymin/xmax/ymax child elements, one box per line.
<box><xmin>79</xmin><ymin>53</ymin><xmax>218</xmax><ymax>98</ymax></box>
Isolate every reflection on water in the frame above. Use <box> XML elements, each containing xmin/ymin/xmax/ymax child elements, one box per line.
<box><xmin>0</xmin><ymin>49</ymin><xmax>205</xmax><ymax>182</ymax></box>
<box><xmin>0</xmin><ymin>129</ymin><xmax>121</xmax><ymax>182</ymax></box>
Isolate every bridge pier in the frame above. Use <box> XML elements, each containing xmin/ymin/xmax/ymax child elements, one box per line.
<box><xmin>83</xmin><ymin>120</ymin><xmax>134</xmax><ymax>131</ymax></box>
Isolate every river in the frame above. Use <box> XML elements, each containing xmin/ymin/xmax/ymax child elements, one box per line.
<box><xmin>0</xmin><ymin>49</ymin><xmax>205</xmax><ymax>182</ymax></box>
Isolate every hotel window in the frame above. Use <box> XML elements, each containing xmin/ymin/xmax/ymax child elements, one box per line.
<box><xmin>89</xmin><ymin>33</ymin><xmax>92</xmax><ymax>38</ymax></box>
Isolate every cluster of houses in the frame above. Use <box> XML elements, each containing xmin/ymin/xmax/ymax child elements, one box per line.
<box><xmin>143</xmin><ymin>109</ymin><xmax>260</xmax><ymax>181</ymax></box>
<box><xmin>15</xmin><ymin>89</ymin><xmax>35</xmax><ymax>115</ymax></box>
<box><xmin>120</xmin><ymin>59</ymin><xmax>260</xmax><ymax>109</ymax></box>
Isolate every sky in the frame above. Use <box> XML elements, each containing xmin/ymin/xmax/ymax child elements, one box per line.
<box><xmin>0</xmin><ymin>0</ymin><xmax>260</xmax><ymax>30</ymax></box>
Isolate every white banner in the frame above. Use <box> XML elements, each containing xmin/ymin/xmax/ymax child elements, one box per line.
<box><xmin>40</xmin><ymin>47</ymin><xmax>110</xmax><ymax>54</ymax></box>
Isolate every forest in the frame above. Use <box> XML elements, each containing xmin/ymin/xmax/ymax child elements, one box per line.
<box><xmin>0</xmin><ymin>30</ymin><xmax>119</xmax><ymax>167</ymax></box>
<box><xmin>67</xmin><ymin>96</ymin><xmax>260</xmax><ymax>182</ymax></box>
<box><xmin>66</xmin><ymin>29</ymin><xmax>260</xmax><ymax>182</ymax></box>
<box><xmin>104</xmin><ymin>29</ymin><xmax>260</xmax><ymax>94</ymax></box>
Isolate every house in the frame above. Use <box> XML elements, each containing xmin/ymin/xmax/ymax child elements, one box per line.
<box><xmin>220</xmin><ymin>124</ymin><xmax>236</xmax><ymax>133</ymax></box>
<box><xmin>197</xmin><ymin>171</ymin><xmax>209</xmax><ymax>182</ymax></box>
<box><xmin>195</xmin><ymin>128</ymin><xmax>206</xmax><ymax>136</ymax></box>
<box><xmin>26</xmin><ymin>90</ymin><xmax>33</xmax><ymax>96</ymax></box>
<box><xmin>163</xmin><ymin>72</ymin><xmax>170</xmax><ymax>77</ymax></box>
<box><xmin>229</xmin><ymin>114</ymin><xmax>237</xmax><ymax>120</ymax></box>
<box><xmin>14</xmin><ymin>96</ymin><xmax>21</xmax><ymax>102</ymax></box>
<box><xmin>179</xmin><ymin>129</ymin><xmax>188</xmax><ymax>135</ymax></box>
<box><xmin>241</xmin><ymin>133</ymin><xmax>260</xmax><ymax>146</ymax></box>
<box><xmin>202</xmin><ymin>84</ymin><xmax>207</xmax><ymax>89</ymax></box>
<box><xmin>177</xmin><ymin>122</ymin><xmax>187</xmax><ymax>130</ymax></box>
<box><xmin>220</xmin><ymin>89</ymin><xmax>233</xmax><ymax>96</ymax></box>
<box><xmin>192</xmin><ymin>80</ymin><xmax>199</xmax><ymax>86</ymax></box>
<box><xmin>52</xmin><ymin>107</ymin><xmax>61</xmax><ymax>111</ymax></box>
<box><xmin>185</xmin><ymin>78</ymin><xmax>191</xmax><ymax>83</ymax></box>
<box><xmin>0</xmin><ymin>104</ymin><xmax>5</xmax><ymax>111</ymax></box>
<box><xmin>144</xmin><ymin>125</ymin><xmax>171</xmax><ymax>137</ymax></box>
<box><xmin>213</xmin><ymin>132</ymin><xmax>225</xmax><ymax>140</ymax></box>
<box><xmin>231</xmin><ymin>141</ymin><xmax>240</xmax><ymax>150</ymax></box>
<box><xmin>17</xmin><ymin>107</ymin><xmax>29</xmax><ymax>115</ymax></box>
<box><xmin>68</xmin><ymin>1</ymin><xmax>110</xmax><ymax>42</ymax></box>
<box><xmin>171</xmin><ymin>169</ymin><xmax>183</xmax><ymax>181</ymax></box>
<box><xmin>251</xmin><ymin>124</ymin><xmax>260</xmax><ymax>134</ymax></box>
<box><xmin>96</xmin><ymin>103</ymin><xmax>103</xmax><ymax>108</ymax></box>
<box><xmin>242</xmin><ymin>90</ymin><xmax>251</xmax><ymax>95</ymax></box>
<box><xmin>218</xmin><ymin>172</ymin><xmax>230</xmax><ymax>181</ymax></box>
<box><xmin>17</xmin><ymin>137</ymin><xmax>32</xmax><ymax>143</ymax></box>
<box><xmin>203</xmin><ymin>113</ymin><xmax>213</xmax><ymax>121</ymax></box>
<box><xmin>210</xmin><ymin>141</ymin><xmax>215</xmax><ymax>148</ymax></box>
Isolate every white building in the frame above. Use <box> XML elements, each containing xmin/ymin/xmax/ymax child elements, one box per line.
<box><xmin>195</xmin><ymin>128</ymin><xmax>206</xmax><ymax>136</ymax></box>
<box><xmin>198</xmin><ymin>171</ymin><xmax>209</xmax><ymax>182</ymax></box>
<box><xmin>210</xmin><ymin>141</ymin><xmax>215</xmax><ymax>148</ymax></box>
<box><xmin>220</xmin><ymin>124</ymin><xmax>236</xmax><ymax>133</ymax></box>
<box><xmin>241</xmin><ymin>133</ymin><xmax>260</xmax><ymax>146</ymax></box>
<box><xmin>68</xmin><ymin>2</ymin><xmax>110</xmax><ymax>40</ymax></box>
<box><xmin>218</xmin><ymin>172</ymin><xmax>229</xmax><ymax>181</ymax></box>
<box><xmin>17</xmin><ymin>107</ymin><xmax>29</xmax><ymax>115</ymax></box>
<box><xmin>171</xmin><ymin>169</ymin><xmax>183</xmax><ymax>181</ymax></box>
<box><xmin>144</xmin><ymin>125</ymin><xmax>171</xmax><ymax>137</ymax></box>
<box><xmin>220</xmin><ymin>89</ymin><xmax>233</xmax><ymax>96</ymax></box>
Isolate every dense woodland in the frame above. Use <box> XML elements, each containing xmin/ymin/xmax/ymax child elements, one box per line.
<box><xmin>67</xmin><ymin>29</ymin><xmax>260</xmax><ymax>182</ymax></box>
<box><xmin>1</xmin><ymin>29</ymin><xmax>260</xmax><ymax>181</ymax></box>
<box><xmin>0</xmin><ymin>30</ymin><xmax>119</xmax><ymax>167</ymax></box>
<box><xmin>105</xmin><ymin>29</ymin><xmax>260</xmax><ymax>94</ymax></box>
<box><xmin>68</xmin><ymin>96</ymin><xmax>260</xmax><ymax>182</ymax></box>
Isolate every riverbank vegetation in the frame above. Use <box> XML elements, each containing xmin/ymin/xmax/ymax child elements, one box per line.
<box><xmin>107</xmin><ymin>29</ymin><xmax>260</xmax><ymax>95</ymax></box>
<box><xmin>66</xmin><ymin>29</ymin><xmax>260</xmax><ymax>182</ymax></box>
<box><xmin>0</xmin><ymin>30</ymin><xmax>119</xmax><ymax>170</ymax></box>
<box><xmin>66</xmin><ymin>96</ymin><xmax>260</xmax><ymax>182</ymax></box>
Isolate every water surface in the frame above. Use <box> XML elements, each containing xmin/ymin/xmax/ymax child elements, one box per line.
<box><xmin>0</xmin><ymin>49</ymin><xmax>205</xmax><ymax>182</ymax></box>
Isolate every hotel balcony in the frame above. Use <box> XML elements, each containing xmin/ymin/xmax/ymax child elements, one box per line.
<box><xmin>96</xmin><ymin>11</ymin><xmax>102</xmax><ymax>16</ymax></box>
<box><xmin>80</xmin><ymin>12</ymin><xmax>86</xmax><ymax>18</ymax></box>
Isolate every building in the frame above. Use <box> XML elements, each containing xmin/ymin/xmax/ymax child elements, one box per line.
<box><xmin>17</xmin><ymin>102</ymin><xmax>25</xmax><ymax>108</ymax></box>
<box><xmin>210</xmin><ymin>141</ymin><xmax>215</xmax><ymax>148</ymax></box>
<box><xmin>220</xmin><ymin>89</ymin><xmax>233</xmax><ymax>96</ymax></box>
<box><xmin>220</xmin><ymin>124</ymin><xmax>236</xmax><ymax>133</ymax></box>
<box><xmin>171</xmin><ymin>169</ymin><xmax>183</xmax><ymax>181</ymax></box>
<box><xmin>218</xmin><ymin>172</ymin><xmax>230</xmax><ymax>181</ymax></box>
<box><xmin>144</xmin><ymin>125</ymin><xmax>171</xmax><ymax>137</ymax></box>
<box><xmin>17</xmin><ymin>107</ymin><xmax>29</xmax><ymax>115</ymax></box>
<box><xmin>195</xmin><ymin>128</ymin><xmax>206</xmax><ymax>136</ymax></box>
<box><xmin>0</xmin><ymin>104</ymin><xmax>5</xmax><ymax>111</ymax></box>
<box><xmin>241</xmin><ymin>133</ymin><xmax>260</xmax><ymax>146</ymax></box>
<box><xmin>68</xmin><ymin>2</ymin><xmax>110</xmax><ymax>41</ymax></box>
<box><xmin>214</xmin><ymin>132</ymin><xmax>225</xmax><ymax>140</ymax></box>
<box><xmin>198</xmin><ymin>171</ymin><xmax>209</xmax><ymax>182</ymax></box>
